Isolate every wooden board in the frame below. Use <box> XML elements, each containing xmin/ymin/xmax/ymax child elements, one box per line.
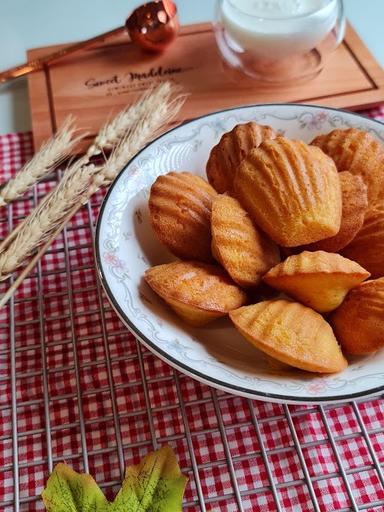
<box><xmin>27</xmin><ymin>22</ymin><xmax>384</xmax><ymax>151</ymax></box>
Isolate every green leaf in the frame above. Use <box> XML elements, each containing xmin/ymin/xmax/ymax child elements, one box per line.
<box><xmin>42</xmin><ymin>446</ymin><xmax>188</xmax><ymax>512</ymax></box>
<box><xmin>111</xmin><ymin>446</ymin><xmax>187</xmax><ymax>512</ymax></box>
<box><xmin>42</xmin><ymin>463</ymin><xmax>108</xmax><ymax>512</ymax></box>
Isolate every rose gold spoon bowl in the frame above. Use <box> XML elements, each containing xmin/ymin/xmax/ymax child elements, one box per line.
<box><xmin>0</xmin><ymin>0</ymin><xmax>179</xmax><ymax>85</ymax></box>
<box><xmin>126</xmin><ymin>0</ymin><xmax>179</xmax><ymax>51</ymax></box>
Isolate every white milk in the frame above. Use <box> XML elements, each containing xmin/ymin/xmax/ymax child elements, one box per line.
<box><xmin>221</xmin><ymin>0</ymin><xmax>338</xmax><ymax>58</ymax></box>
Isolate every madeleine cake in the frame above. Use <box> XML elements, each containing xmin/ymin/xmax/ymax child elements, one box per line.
<box><xmin>311</xmin><ymin>128</ymin><xmax>384</xmax><ymax>203</ymax></box>
<box><xmin>303</xmin><ymin>171</ymin><xmax>368</xmax><ymax>253</ymax></box>
<box><xmin>230</xmin><ymin>300</ymin><xmax>347</xmax><ymax>373</ymax></box>
<box><xmin>206</xmin><ymin>121</ymin><xmax>276</xmax><ymax>194</ymax></box>
<box><xmin>234</xmin><ymin>137</ymin><xmax>342</xmax><ymax>247</ymax></box>
<box><xmin>211</xmin><ymin>194</ymin><xmax>280</xmax><ymax>287</ymax></box>
<box><xmin>145</xmin><ymin>261</ymin><xmax>247</xmax><ymax>326</ymax></box>
<box><xmin>342</xmin><ymin>203</ymin><xmax>384</xmax><ymax>278</ymax></box>
<box><xmin>331</xmin><ymin>278</ymin><xmax>384</xmax><ymax>354</ymax></box>
<box><xmin>263</xmin><ymin>251</ymin><xmax>370</xmax><ymax>313</ymax></box>
<box><xmin>149</xmin><ymin>172</ymin><xmax>217</xmax><ymax>262</ymax></box>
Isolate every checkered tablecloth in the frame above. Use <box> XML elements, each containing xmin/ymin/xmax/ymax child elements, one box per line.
<box><xmin>1</xmin><ymin>109</ymin><xmax>384</xmax><ymax>512</ymax></box>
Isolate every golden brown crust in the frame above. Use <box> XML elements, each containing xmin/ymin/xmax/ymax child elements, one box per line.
<box><xmin>234</xmin><ymin>137</ymin><xmax>342</xmax><ymax>247</ymax></box>
<box><xmin>211</xmin><ymin>195</ymin><xmax>280</xmax><ymax>287</ymax></box>
<box><xmin>303</xmin><ymin>172</ymin><xmax>368</xmax><ymax>252</ymax></box>
<box><xmin>206</xmin><ymin>122</ymin><xmax>276</xmax><ymax>194</ymax></box>
<box><xmin>149</xmin><ymin>172</ymin><xmax>217</xmax><ymax>262</ymax></box>
<box><xmin>341</xmin><ymin>203</ymin><xmax>384</xmax><ymax>278</ymax></box>
<box><xmin>331</xmin><ymin>278</ymin><xmax>384</xmax><ymax>354</ymax></box>
<box><xmin>230</xmin><ymin>300</ymin><xmax>347</xmax><ymax>373</ymax></box>
<box><xmin>144</xmin><ymin>261</ymin><xmax>247</xmax><ymax>326</ymax></box>
<box><xmin>311</xmin><ymin>128</ymin><xmax>384</xmax><ymax>203</ymax></box>
<box><xmin>263</xmin><ymin>251</ymin><xmax>370</xmax><ymax>313</ymax></box>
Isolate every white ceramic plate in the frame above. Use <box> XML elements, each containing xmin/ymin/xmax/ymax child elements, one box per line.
<box><xmin>95</xmin><ymin>104</ymin><xmax>384</xmax><ymax>404</ymax></box>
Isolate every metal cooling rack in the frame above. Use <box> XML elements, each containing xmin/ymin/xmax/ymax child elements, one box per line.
<box><xmin>1</xmin><ymin>175</ymin><xmax>384</xmax><ymax>512</ymax></box>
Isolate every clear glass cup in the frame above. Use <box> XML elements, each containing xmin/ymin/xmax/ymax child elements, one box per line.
<box><xmin>213</xmin><ymin>0</ymin><xmax>346</xmax><ymax>83</ymax></box>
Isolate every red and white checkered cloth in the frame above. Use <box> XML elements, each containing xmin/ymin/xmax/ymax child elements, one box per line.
<box><xmin>1</xmin><ymin>109</ymin><xmax>384</xmax><ymax>512</ymax></box>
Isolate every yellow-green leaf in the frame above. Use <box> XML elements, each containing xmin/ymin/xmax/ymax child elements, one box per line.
<box><xmin>111</xmin><ymin>446</ymin><xmax>188</xmax><ymax>512</ymax></box>
<box><xmin>42</xmin><ymin>463</ymin><xmax>108</xmax><ymax>512</ymax></box>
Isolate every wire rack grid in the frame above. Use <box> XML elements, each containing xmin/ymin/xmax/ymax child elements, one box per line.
<box><xmin>0</xmin><ymin>136</ymin><xmax>384</xmax><ymax>512</ymax></box>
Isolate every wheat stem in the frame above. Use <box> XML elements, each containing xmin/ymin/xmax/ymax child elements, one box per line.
<box><xmin>0</xmin><ymin>202</ymin><xmax>80</xmax><ymax>307</ymax></box>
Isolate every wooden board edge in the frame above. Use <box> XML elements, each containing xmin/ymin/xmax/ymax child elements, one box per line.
<box><xmin>344</xmin><ymin>23</ymin><xmax>384</xmax><ymax>88</ymax></box>
<box><xmin>27</xmin><ymin>68</ymin><xmax>51</xmax><ymax>151</ymax></box>
<box><xmin>301</xmin><ymin>89</ymin><xmax>384</xmax><ymax>111</ymax></box>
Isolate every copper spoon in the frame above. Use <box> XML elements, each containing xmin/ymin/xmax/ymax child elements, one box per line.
<box><xmin>0</xmin><ymin>0</ymin><xmax>179</xmax><ymax>85</ymax></box>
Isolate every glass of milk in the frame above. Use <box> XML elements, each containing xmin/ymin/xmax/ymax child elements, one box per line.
<box><xmin>214</xmin><ymin>0</ymin><xmax>345</xmax><ymax>82</ymax></box>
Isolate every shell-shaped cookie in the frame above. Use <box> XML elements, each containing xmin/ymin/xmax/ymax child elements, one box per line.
<box><xmin>234</xmin><ymin>137</ymin><xmax>342</xmax><ymax>247</ymax></box>
<box><xmin>230</xmin><ymin>300</ymin><xmax>347</xmax><ymax>373</ymax></box>
<box><xmin>211</xmin><ymin>195</ymin><xmax>280</xmax><ymax>287</ymax></box>
<box><xmin>342</xmin><ymin>204</ymin><xmax>384</xmax><ymax>278</ymax></box>
<box><xmin>145</xmin><ymin>261</ymin><xmax>247</xmax><ymax>326</ymax></box>
<box><xmin>303</xmin><ymin>172</ymin><xmax>368</xmax><ymax>252</ymax></box>
<box><xmin>206</xmin><ymin>122</ymin><xmax>276</xmax><ymax>194</ymax></box>
<box><xmin>311</xmin><ymin>128</ymin><xmax>384</xmax><ymax>203</ymax></box>
<box><xmin>149</xmin><ymin>172</ymin><xmax>217</xmax><ymax>262</ymax></box>
<box><xmin>331</xmin><ymin>278</ymin><xmax>384</xmax><ymax>354</ymax></box>
<box><xmin>263</xmin><ymin>251</ymin><xmax>370</xmax><ymax>313</ymax></box>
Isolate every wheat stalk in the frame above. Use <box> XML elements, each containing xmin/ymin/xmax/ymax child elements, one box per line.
<box><xmin>91</xmin><ymin>82</ymin><xmax>185</xmax><ymax>188</ymax></box>
<box><xmin>0</xmin><ymin>116</ymin><xmax>83</xmax><ymax>207</ymax></box>
<box><xmin>0</xmin><ymin>82</ymin><xmax>184</xmax><ymax>287</ymax></box>
<box><xmin>86</xmin><ymin>82</ymin><xmax>181</xmax><ymax>161</ymax></box>
<box><xmin>0</xmin><ymin>203</ymin><xmax>80</xmax><ymax>309</ymax></box>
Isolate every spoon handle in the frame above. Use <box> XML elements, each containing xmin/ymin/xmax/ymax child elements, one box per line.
<box><xmin>0</xmin><ymin>26</ymin><xmax>126</xmax><ymax>85</ymax></box>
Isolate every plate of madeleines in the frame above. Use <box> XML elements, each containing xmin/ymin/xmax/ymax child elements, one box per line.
<box><xmin>96</xmin><ymin>104</ymin><xmax>384</xmax><ymax>404</ymax></box>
